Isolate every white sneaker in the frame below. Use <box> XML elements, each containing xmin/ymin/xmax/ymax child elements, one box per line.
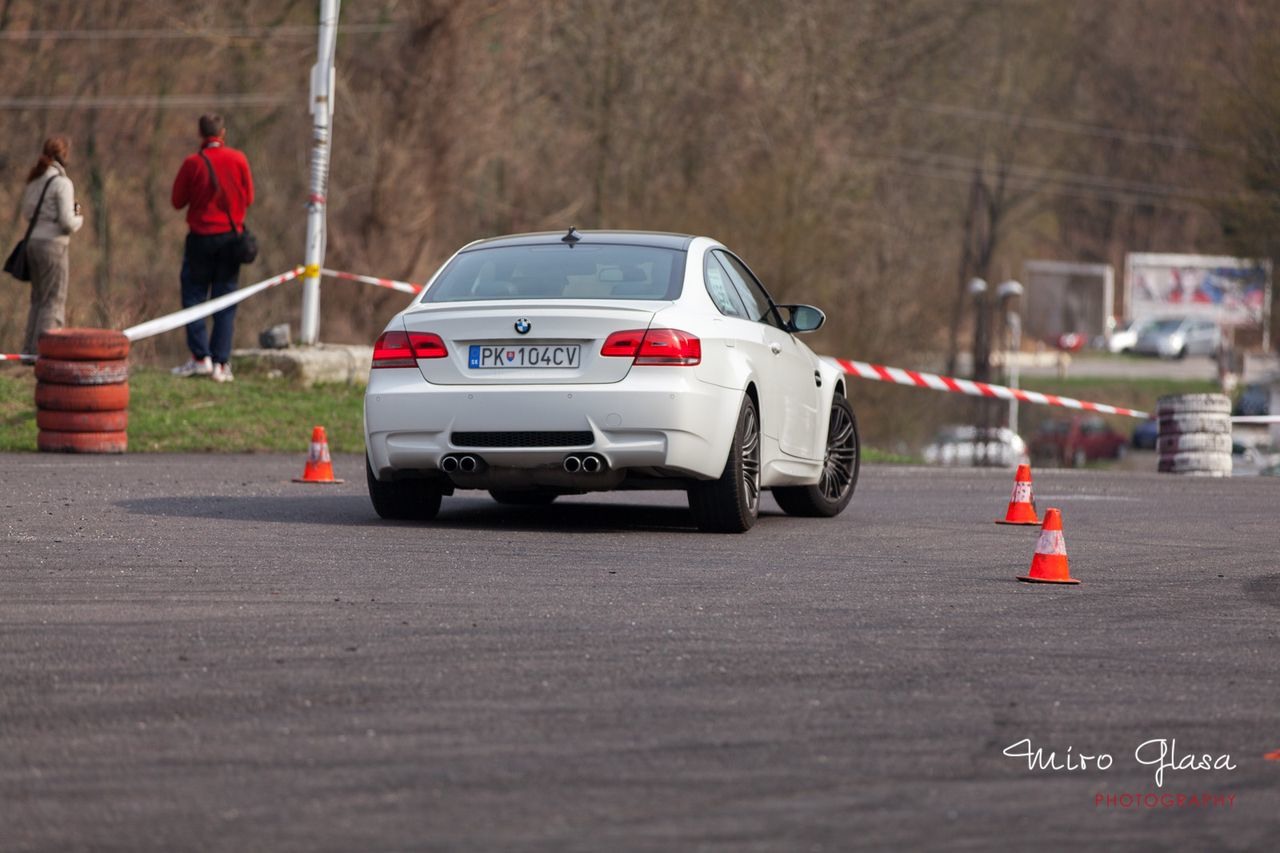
<box><xmin>172</xmin><ymin>356</ymin><xmax>213</xmax><ymax>377</ymax></box>
<box><xmin>211</xmin><ymin>363</ymin><xmax>234</xmax><ymax>383</ymax></box>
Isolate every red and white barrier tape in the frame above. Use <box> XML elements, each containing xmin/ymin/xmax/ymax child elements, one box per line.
<box><xmin>6</xmin><ymin>265</ymin><xmax>417</xmax><ymax>355</ymax></box>
<box><xmin>322</xmin><ymin>268</ymin><xmax>423</xmax><ymax>295</ymax></box>
<box><xmin>826</xmin><ymin>357</ymin><xmax>1150</xmax><ymax>419</ymax></box>
<box><xmin>122</xmin><ymin>266</ymin><xmax>306</xmax><ymax>342</ymax></box>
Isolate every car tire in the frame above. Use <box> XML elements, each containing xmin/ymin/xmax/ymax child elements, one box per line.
<box><xmin>489</xmin><ymin>490</ymin><xmax>558</xmax><ymax>506</ymax></box>
<box><xmin>772</xmin><ymin>395</ymin><xmax>860</xmax><ymax>518</ymax></box>
<box><xmin>1071</xmin><ymin>448</ymin><xmax>1087</xmax><ymax>468</ymax></box>
<box><xmin>366</xmin><ymin>457</ymin><xmax>443</xmax><ymax>521</ymax></box>
<box><xmin>36</xmin><ymin>328</ymin><xmax>130</xmax><ymax>361</ymax></box>
<box><xmin>36</xmin><ymin>408</ymin><xmax>129</xmax><ymax>433</ymax></box>
<box><xmin>35</xmin><ymin>381</ymin><xmax>130</xmax><ymax>411</ymax></box>
<box><xmin>34</xmin><ymin>358</ymin><xmax>130</xmax><ymax>385</ymax></box>
<box><xmin>688</xmin><ymin>395</ymin><xmax>761</xmax><ymax>533</ymax></box>
<box><xmin>1158</xmin><ymin>451</ymin><xmax>1232</xmax><ymax>476</ymax></box>
<box><xmin>1156</xmin><ymin>394</ymin><xmax>1232</xmax><ymax>417</ymax></box>
<box><xmin>37</xmin><ymin>429</ymin><xmax>127</xmax><ymax>454</ymax></box>
<box><xmin>1158</xmin><ymin>414</ymin><xmax>1230</xmax><ymax>435</ymax></box>
<box><xmin>1157</xmin><ymin>433</ymin><xmax>1232</xmax><ymax>454</ymax></box>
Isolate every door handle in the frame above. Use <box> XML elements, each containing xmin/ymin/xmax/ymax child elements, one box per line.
<box><xmin>769</xmin><ymin>342</ymin><xmax>782</xmax><ymax>355</ymax></box>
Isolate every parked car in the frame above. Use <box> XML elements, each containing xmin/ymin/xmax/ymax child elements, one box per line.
<box><xmin>1132</xmin><ymin>315</ymin><xmax>1220</xmax><ymax>359</ymax></box>
<box><xmin>1030</xmin><ymin>416</ymin><xmax>1128</xmax><ymax>467</ymax></box>
<box><xmin>1131</xmin><ymin>417</ymin><xmax>1158</xmax><ymax>449</ymax></box>
<box><xmin>1234</xmin><ymin>383</ymin><xmax>1271</xmax><ymax>417</ymax></box>
<box><xmin>1107</xmin><ymin>317</ymin><xmax>1157</xmax><ymax>354</ymax></box>
<box><xmin>363</xmin><ymin>229</ymin><xmax>860</xmax><ymax>533</ymax></box>
<box><xmin>923</xmin><ymin>425</ymin><xmax>1028</xmax><ymax>468</ymax></box>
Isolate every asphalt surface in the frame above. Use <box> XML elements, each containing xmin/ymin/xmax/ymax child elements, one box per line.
<box><xmin>2</xmin><ymin>453</ymin><xmax>1278</xmax><ymax>851</ymax></box>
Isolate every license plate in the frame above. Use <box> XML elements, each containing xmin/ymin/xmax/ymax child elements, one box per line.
<box><xmin>468</xmin><ymin>344</ymin><xmax>581</xmax><ymax>369</ymax></box>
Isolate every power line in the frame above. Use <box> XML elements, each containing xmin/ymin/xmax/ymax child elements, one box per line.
<box><xmin>0</xmin><ymin>23</ymin><xmax>397</xmax><ymax>41</ymax></box>
<box><xmin>875</xmin><ymin>158</ymin><xmax>1216</xmax><ymax>213</ymax></box>
<box><xmin>899</xmin><ymin>99</ymin><xmax>1208</xmax><ymax>152</ymax></box>
<box><xmin>0</xmin><ymin>93</ymin><xmax>294</xmax><ymax>110</ymax></box>
<box><xmin>892</xmin><ymin>147</ymin><xmax>1219</xmax><ymax>200</ymax></box>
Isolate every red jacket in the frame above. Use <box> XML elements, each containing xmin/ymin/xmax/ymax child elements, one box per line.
<box><xmin>171</xmin><ymin>139</ymin><xmax>255</xmax><ymax>235</ymax></box>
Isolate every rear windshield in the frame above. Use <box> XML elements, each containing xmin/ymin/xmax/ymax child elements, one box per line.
<box><xmin>424</xmin><ymin>244</ymin><xmax>686</xmax><ymax>303</ymax></box>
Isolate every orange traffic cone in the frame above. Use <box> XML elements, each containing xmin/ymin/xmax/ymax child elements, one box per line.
<box><xmin>996</xmin><ymin>464</ymin><xmax>1040</xmax><ymax>525</ymax></box>
<box><xmin>1017</xmin><ymin>508</ymin><xmax>1079</xmax><ymax>584</ymax></box>
<box><xmin>293</xmin><ymin>425</ymin><xmax>344</xmax><ymax>484</ymax></box>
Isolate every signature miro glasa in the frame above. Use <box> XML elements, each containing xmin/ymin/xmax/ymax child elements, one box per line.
<box><xmin>1003</xmin><ymin>738</ymin><xmax>1237</xmax><ymax>788</ymax></box>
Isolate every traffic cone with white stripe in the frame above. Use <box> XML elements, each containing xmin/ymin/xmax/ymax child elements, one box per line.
<box><xmin>293</xmin><ymin>425</ymin><xmax>344</xmax><ymax>484</ymax></box>
<box><xmin>1017</xmin><ymin>508</ymin><xmax>1079</xmax><ymax>585</ymax></box>
<box><xmin>995</xmin><ymin>463</ymin><xmax>1040</xmax><ymax>525</ymax></box>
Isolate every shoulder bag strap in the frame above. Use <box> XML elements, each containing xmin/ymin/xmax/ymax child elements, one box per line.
<box><xmin>198</xmin><ymin>151</ymin><xmax>240</xmax><ymax>236</ymax></box>
<box><xmin>22</xmin><ymin>176</ymin><xmax>57</xmax><ymax>242</ymax></box>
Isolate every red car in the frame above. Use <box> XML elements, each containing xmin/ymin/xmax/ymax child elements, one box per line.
<box><xmin>1030</xmin><ymin>416</ymin><xmax>1128</xmax><ymax>468</ymax></box>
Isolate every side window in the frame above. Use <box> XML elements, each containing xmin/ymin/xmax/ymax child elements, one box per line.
<box><xmin>704</xmin><ymin>252</ymin><xmax>749</xmax><ymax>318</ymax></box>
<box><xmin>715</xmin><ymin>251</ymin><xmax>783</xmax><ymax>328</ymax></box>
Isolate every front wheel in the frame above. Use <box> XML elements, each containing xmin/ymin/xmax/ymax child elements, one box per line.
<box><xmin>688</xmin><ymin>396</ymin><xmax>761</xmax><ymax>533</ymax></box>
<box><xmin>772</xmin><ymin>395</ymin><xmax>860</xmax><ymax>517</ymax></box>
<box><xmin>367</xmin><ymin>458</ymin><xmax>443</xmax><ymax>521</ymax></box>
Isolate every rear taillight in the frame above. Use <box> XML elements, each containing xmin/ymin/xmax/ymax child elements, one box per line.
<box><xmin>409</xmin><ymin>332</ymin><xmax>448</xmax><ymax>359</ymax></box>
<box><xmin>601</xmin><ymin>329</ymin><xmax>701</xmax><ymax>366</ymax></box>
<box><xmin>372</xmin><ymin>331</ymin><xmax>448</xmax><ymax>368</ymax></box>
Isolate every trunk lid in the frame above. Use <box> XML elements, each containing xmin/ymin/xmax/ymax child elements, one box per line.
<box><xmin>401</xmin><ymin>301</ymin><xmax>666</xmax><ymax>385</ymax></box>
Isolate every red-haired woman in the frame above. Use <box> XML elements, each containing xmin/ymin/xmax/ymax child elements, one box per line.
<box><xmin>20</xmin><ymin>136</ymin><xmax>83</xmax><ymax>357</ymax></box>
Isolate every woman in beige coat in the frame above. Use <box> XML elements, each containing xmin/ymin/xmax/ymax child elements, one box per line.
<box><xmin>20</xmin><ymin>136</ymin><xmax>83</xmax><ymax>357</ymax></box>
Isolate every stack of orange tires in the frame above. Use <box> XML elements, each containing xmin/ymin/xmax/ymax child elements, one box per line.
<box><xmin>34</xmin><ymin>328</ymin><xmax>130</xmax><ymax>453</ymax></box>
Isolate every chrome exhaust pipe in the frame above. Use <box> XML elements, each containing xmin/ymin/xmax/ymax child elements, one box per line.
<box><xmin>459</xmin><ymin>455</ymin><xmax>479</xmax><ymax>473</ymax></box>
<box><xmin>563</xmin><ymin>455</ymin><xmax>582</xmax><ymax>473</ymax></box>
<box><xmin>440</xmin><ymin>455</ymin><xmax>460</xmax><ymax>473</ymax></box>
<box><xmin>581</xmin><ymin>454</ymin><xmax>602</xmax><ymax>473</ymax></box>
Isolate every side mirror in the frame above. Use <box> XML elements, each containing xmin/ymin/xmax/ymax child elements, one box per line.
<box><xmin>781</xmin><ymin>304</ymin><xmax>825</xmax><ymax>333</ymax></box>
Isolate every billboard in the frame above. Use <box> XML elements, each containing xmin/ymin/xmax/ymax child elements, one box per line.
<box><xmin>1125</xmin><ymin>253</ymin><xmax>1272</xmax><ymax>348</ymax></box>
<box><xmin>1022</xmin><ymin>261</ymin><xmax>1114</xmax><ymax>346</ymax></box>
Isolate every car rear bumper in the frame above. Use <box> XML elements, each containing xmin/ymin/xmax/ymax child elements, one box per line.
<box><xmin>364</xmin><ymin>368</ymin><xmax>742</xmax><ymax>482</ymax></box>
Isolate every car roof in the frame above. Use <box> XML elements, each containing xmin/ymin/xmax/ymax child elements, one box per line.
<box><xmin>460</xmin><ymin>230</ymin><xmax>696</xmax><ymax>252</ymax></box>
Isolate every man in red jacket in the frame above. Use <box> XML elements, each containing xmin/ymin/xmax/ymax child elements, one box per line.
<box><xmin>170</xmin><ymin>114</ymin><xmax>255</xmax><ymax>382</ymax></box>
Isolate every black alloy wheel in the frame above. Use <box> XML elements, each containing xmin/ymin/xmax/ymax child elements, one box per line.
<box><xmin>772</xmin><ymin>394</ymin><xmax>860</xmax><ymax>518</ymax></box>
<box><xmin>688</xmin><ymin>396</ymin><xmax>761</xmax><ymax>533</ymax></box>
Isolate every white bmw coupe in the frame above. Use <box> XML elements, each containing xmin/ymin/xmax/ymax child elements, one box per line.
<box><xmin>364</xmin><ymin>229</ymin><xmax>859</xmax><ymax>532</ymax></box>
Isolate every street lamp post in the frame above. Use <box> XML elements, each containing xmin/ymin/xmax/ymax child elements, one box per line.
<box><xmin>998</xmin><ymin>280</ymin><xmax>1025</xmax><ymax>436</ymax></box>
<box><xmin>968</xmin><ymin>278</ymin><xmax>989</xmax><ymax>384</ymax></box>
<box><xmin>968</xmin><ymin>278</ymin><xmax>990</xmax><ymax>465</ymax></box>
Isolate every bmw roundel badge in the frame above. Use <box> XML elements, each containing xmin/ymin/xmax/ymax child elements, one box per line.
<box><xmin>514</xmin><ymin>318</ymin><xmax>531</xmax><ymax>335</ymax></box>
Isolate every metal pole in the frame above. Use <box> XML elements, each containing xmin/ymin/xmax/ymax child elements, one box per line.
<box><xmin>300</xmin><ymin>0</ymin><xmax>340</xmax><ymax>346</ymax></box>
<box><xmin>997</xmin><ymin>280</ymin><xmax>1024</xmax><ymax>435</ymax></box>
<box><xmin>1008</xmin><ymin>313</ymin><xmax>1021</xmax><ymax>433</ymax></box>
